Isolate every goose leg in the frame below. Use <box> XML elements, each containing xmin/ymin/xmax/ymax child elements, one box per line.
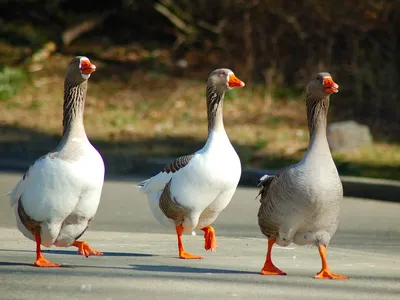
<box><xmin>73</xmin><ymin>240</ymin><xmax>103</xmax><ymax>258</ymax></box>
<box><xmin>176</xmin><ymin>225</ymin><xmax>203</xmax><ymax>259</ymax></box>
<box><xmin>34</xmin><ymin>233</ymin><xmax>60</xmax><ymax>267</ymax></box>
<box><xmin>314</xmin><ymin>245</ymin><xmax>348</xmax><ymax>279</ymax></box>
<box><xmin>261</xmin><ymin>238</ymin><xmax>286</xmax><ymax>275</ymax></box>
<box><xmin>201</xmin><ymin>226</ymin><xmax>217</xmax><ymax>251</ymax></box>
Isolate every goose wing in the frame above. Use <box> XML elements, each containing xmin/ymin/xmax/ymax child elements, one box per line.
<box><xmin>137</xmin><ymin>154</ymin><xmax>195</xmax><ymax>194</ymax></box>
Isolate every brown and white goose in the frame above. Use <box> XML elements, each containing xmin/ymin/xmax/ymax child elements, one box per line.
<box><xmin>9</xmin><ymin>56</ymin><xmax>105</xmax><ymax>267</ymax></box>
<box><xmin>257</xmin><ymin>72</ymin><xmax>348</xmax><ymax>279</ymax></box>
<box><xmin>137</xmin><ymin>68</ymin><xmax>245</xmax><ymax>259</ymax></box>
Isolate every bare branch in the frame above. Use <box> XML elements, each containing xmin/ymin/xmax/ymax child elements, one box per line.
<box><xmin>62</xmin><ymin>10</ymin><xmax>115</xmax><ymax>46</ymax></box>
<box><xmin>154</xmin><ymin>2</ymin><xmax>194</xmax><ymax>35</ymax></box>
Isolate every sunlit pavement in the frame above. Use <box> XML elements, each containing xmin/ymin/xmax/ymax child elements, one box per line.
<box><xmin>0</xmin><ymin>172</ymin><xmax>399</xmax><ymax>300</ymax></box>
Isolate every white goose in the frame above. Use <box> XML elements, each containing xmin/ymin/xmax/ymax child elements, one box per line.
<box><xmin>137</xmin><ymin>69</ymin><xmax>245</xmax><ymax>259</ymax></box>
<box><xmin>9</xmin><ymin>56</ymin><xmax>105</xmax><ymax>267</ymax></box>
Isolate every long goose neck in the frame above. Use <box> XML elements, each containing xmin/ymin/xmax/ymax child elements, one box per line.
<box><xmin>206</xmin><ymin>84</ymin><xmax>225</xmax><ymax>135</ymax></box>
<box><xmin>305</xmin><ymin>93</ymin><xmax>330</xmax><ymax>152</ymax></box>
<box><xmin>62</xmin><ymin>78</ymin><xmax>87</xmax><ymax>137</ymax></box>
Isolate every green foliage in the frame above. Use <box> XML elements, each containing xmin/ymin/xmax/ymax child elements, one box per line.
<box><xmin>272</xmin><ymin>87</ymin><xmax>303</xmax><ymax>100</ymax></box>
<box><xmin>0</xmin><ymin>0</ymin><xmax>399</xmax><ymax>138</ymax></box>
<box><xmin>0</xmin><ymin>66</ymin><xmax>27</xmax><ymax>101</ymax></box>
<box><xmin>107</xmin><ymin>103</ymin><xmax>119</xmax><ymax>111</ymax></box>
<box><xmin>0</xmin><ymin>23</ymin><xmax>47</xmax><ymax>47</ymax></box>
<box><xmin>138</xmin><ymin>101</ymin><xmax>150</xmax><ymax>110</ymax></box>
<box><xmin>29</xmin><ymin>99</ymin><xmax>43</xmax><ymax>110</ymax></box>
<box><xmin>224</xmin><ymin>89</ymin><xmax>238</xmax><ymax>101</ymax></box>
<box><xmin>252</xmin><ymin>139</ymin><xmax>268</xmax><ymax>151</ymax></box>
<box><xmin>111</xmin><ymin>115</ymin><xmax>136</xmax><ymax>127</ymax></box>
<box><xmin>266</xmin><ymin>116</ymin><xmax>282</xmax><ymax>126</ymax></box>
<box><xmin>6</xmin><ymin>100</ymin><xmax>22</xmax><ymax>109</ymax></box>
<box><xmin>181</xmin><ymin>111</ymin><xmax>191</xmax><ymax>120</ymax></box>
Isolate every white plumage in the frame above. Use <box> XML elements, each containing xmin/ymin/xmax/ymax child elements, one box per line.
<box><xmin>10</xmin><ymin>145</ymin><xmax>104</xmax><ymax>247</ymax></box>
<box><xmin>138</xmin><ymin>68</ymin><xmax>245</xmax><ymax>259</ymax></box>
<box><xmin>139</xmin><ymin>131</ymin><xmax>241</xmax><ymax>229</ymax></box>
<box><xmin>9</xmin><ymin>56</ymin><xmax>104</xmax><ymax>267</ymax></box>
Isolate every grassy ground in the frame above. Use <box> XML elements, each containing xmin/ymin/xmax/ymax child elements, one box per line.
<box><xmin>0</xmin><ymin>52</ymin><xmax>399</xmax><ymax>181</ymax></box>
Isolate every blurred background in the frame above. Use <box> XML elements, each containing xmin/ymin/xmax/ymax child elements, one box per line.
<box><xmin>0</xmin><ymin>0</ymin><xmax>399</xmax><ymax>180</ymax></box>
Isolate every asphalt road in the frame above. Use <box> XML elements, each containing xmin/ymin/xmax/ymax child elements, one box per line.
<box><xmin>0</xmin><ymin>171</ymin><xmax>399</xmax><ymax>300</ymax></box>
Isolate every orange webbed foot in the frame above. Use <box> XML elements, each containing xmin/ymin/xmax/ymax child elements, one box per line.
<box><xmin>73</xmin><ymin>241</ymin><xmax>103</xmax><ymax>258</ymax></box>
<box><xmin>34</xmin><ymin>233</ymin><xmax>61</xmax><ymax>267</ymax></box>
<box><xmin>315</xmin><ymin>245</ymin><xmax>348</xmax><ymax>280</ymax></box>
<box><xmin>315</xmin><ymin>269</ymin><xmax>349</xmax><ymax>280</ymax></box>
<box><xmin>261</xmin><ymin>260</ymin><xmax>287</xmax><ymax>276</ymax></box>
<box><xmin>260</xmin><ymin>238</ymin><xmax>286</xmax><ymax>276</ymax></box>
<box><xmin>176</xmin><ymin>225</ymin><xmax>203</xmax><ymax>259</ymax></box>
<box><xmin>179</xmin><ymin>250</ymin><xmax>204</xmax><ymax>260</ymax></box>
<box><xmin>34</xmin><ymin>256</ymin><xmax>61</xmax><ymax>268</ymax></box>
<box><xmin>201</xmin><ymin>226</ymin><xmax>217</xmax><ymax>252</ymax></box>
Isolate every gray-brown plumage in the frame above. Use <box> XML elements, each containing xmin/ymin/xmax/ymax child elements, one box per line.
<box><xmin>62</xmin><ymin>58</ymin><xmax>88</xmax><ymax>135</ymax></box>
<box><xmin>159</xmin><ymin>179</ymin><xmax>189</xmax><ymax>225</ymax></box>
<box><xmin>162</xmin><ymin>155</ymin><xmax>194</xmax><ymax>174</ymax></box>
<box><xmin>257</xmin><ymin>72</ymin><xmax>348</xmax><ymax>279</ymax></box>
<box><xmin>17</xmin><ymin>197</ymin><xmax>41</xmax><ymax>235</ymax></box>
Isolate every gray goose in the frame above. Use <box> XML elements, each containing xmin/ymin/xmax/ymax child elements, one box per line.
<box><xmin>9</xmin><ymin>56</ymin><xmax>105</xmax><ymax>267</ymax></box>
<box><xmin>137</xmin><ymin>68</ymin><xmax>245</xmax><ymax>259</ymax></box>
<box><xmin>257</xmin><ymin>72</ymin><xmax>348</xmax><ymax>279</ymax></box>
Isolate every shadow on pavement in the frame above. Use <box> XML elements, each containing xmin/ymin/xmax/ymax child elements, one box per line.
<box><xmin>0</xmin><ymin>248</ymin><xmax>154</xmax><ymax>257</ymax></box>
<box><xmin>130</xmin><ymin>263</ymin><xmax>258</xmax><ymax>275</ymax></box>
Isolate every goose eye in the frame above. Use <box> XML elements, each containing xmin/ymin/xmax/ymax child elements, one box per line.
<box><xmin>220</xmin><ymin>71</ymin><xmax>225</xmax><ymax>77</ymax></box>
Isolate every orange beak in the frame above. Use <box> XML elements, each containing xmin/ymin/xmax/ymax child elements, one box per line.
<box><xmin>228</xmin><ymin>74</ymin><xmax>245</xmax><ymax>88</ymax></box>
<box><xmin>323</xmin><ymin>77</ymin><xmax>339</xmax><ymax>94</ymax></box>
<box><xmin>80</xmin><ymin>59</ymin><xmax>96</xmax><ymax>75</ymax></box>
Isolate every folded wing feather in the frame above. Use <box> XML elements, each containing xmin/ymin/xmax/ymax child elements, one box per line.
<box><xmin>137</xmin><ymin>154</ymin><xmax>195</xmax><ymax>194</ymax></box>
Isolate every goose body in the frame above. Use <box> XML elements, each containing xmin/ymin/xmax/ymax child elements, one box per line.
<box><xmin>10</xmin><ymin>139</ymin><xmax>104</xmax><ymax>247</ymax></box>
<box><xmin>9</xmin><ymin>56</ymin><xmax>104</xmax><ymax>267</ymax></box>
<box><xmin>257</xmin><ymin>72</ymin><xmax>348</xmax><ymax>279</ymax></box>
<box><xmin>141</xmin><ymin>130</ymin><xmax>241</xmax><ymax>229</ymax></box>
<box><xmin>138</xmin><ymin>68</ymin><xmax>245</xmax><ymax>259</ymax></box>
<box><xmin>258</xmin><ymin>151</ymin><xmax>341</xmax><ymax>248</ymax></box>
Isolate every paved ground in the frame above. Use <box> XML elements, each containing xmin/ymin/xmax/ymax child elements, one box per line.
<box><xmin>0</xmin><ymin>172</ymin><xmax>399</xmax><ymax>300</ymax></box>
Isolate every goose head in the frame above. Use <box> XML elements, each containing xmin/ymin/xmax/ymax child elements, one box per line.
<box><xmin>66</xmin><ymin>56</ymin><xmax>96</xmax><ymax>85</ymax></box>
<box><xmin>207</xmin><ymin>68</ymin><xmax>245</xmax><ymax>92</ymax></box>
<box><xmin>306</xmin><ymin>72</ymin><xmax>339</xmax><ymax>98</ymax></box>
